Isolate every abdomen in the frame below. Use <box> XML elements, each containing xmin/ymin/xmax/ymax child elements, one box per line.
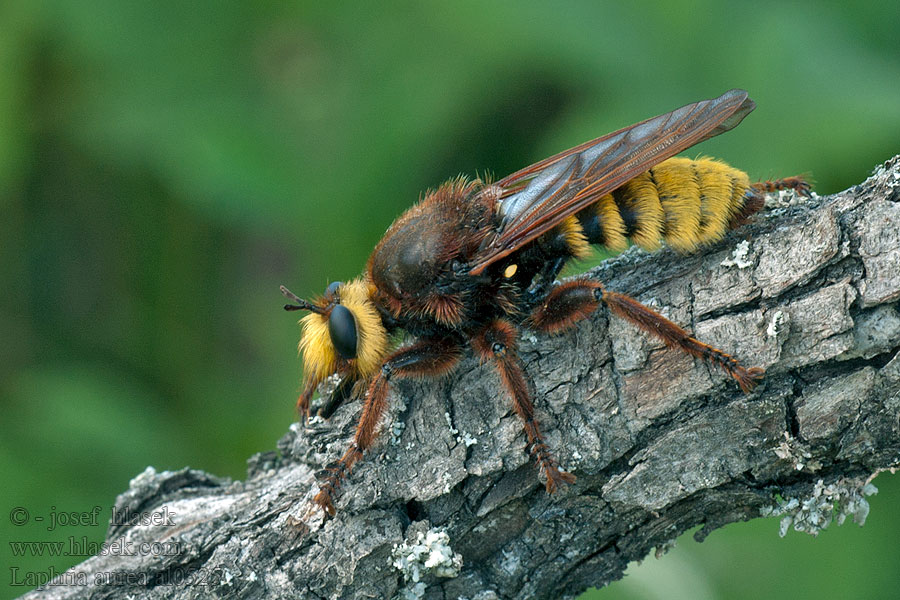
<box><xmin>573</xmin><ymin>156</ymin><xmax>761</xmax><ymax>254</ymax></box>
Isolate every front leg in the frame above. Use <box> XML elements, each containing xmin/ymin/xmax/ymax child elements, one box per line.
<box><xmin>314</xmin><ymin>336</ymin><xmax>461</xmax><ymax>515</ymax></box>
<box><xmin>471</xmin><ymin>319</ymin><xmax>576</xmax><ymax>493</ymax></box>
<box><xmin>297</xmin><ymin>372</ymin><xmax>356</xmax><ymax>421</ymax></box>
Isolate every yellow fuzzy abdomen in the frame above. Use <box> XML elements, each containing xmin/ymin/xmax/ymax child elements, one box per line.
<box><xmin>575</xmin><ymin>157</ymin><xmax>753</xmax><ymax>254</ymax></box>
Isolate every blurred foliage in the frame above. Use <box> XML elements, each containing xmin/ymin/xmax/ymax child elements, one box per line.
<box><xmin>1</xmin><ymin>1</ymin><xmax>898</xmax><ymax>599</ymax></box>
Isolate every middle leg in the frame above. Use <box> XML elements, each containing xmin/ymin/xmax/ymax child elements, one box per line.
<box><xmin>471</xmin><ymin>319</ymin><xmax>576</xmax><ymax>493</ymax></box>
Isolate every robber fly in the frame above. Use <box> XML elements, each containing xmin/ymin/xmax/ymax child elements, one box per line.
<box><xmin>282</xmin><ymin>89</ymin><xmax>809</xmax><ymax>515</ymax></box>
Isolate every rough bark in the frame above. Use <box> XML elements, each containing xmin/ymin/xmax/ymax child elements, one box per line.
<box><xmin>23</xmin><ymin>157</ymin><xmax>900</xmax><ymax>600</ymax></box>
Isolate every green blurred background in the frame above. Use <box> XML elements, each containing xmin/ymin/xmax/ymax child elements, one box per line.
<box><xmin>1</xmin><ymin>1</ymin><xmax>898</xmax><ymax>598</ymax></box>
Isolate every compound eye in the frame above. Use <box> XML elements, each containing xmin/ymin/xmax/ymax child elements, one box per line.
<box><xmin>325</xmin><ymin>280</ymin><xmax>342</xmax><ymax>299</ymax></box>
<box><xmin>328</xmin><ymin>304</ymin><xmax>357</xmax><ymax>359</ymax></box>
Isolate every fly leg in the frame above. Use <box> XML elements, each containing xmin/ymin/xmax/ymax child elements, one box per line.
<box><xmin>313</xmin><ymin>337</ymin><xmax>460</xmax><ymax>516</ymax></box>
<box><xmin>296</xmin><ymin>376</ymin><xmax>321</xmax><ymax>420</ymax></box>
<box><xmin>729</xmin><ymin>176</ymin><xmax>812</xmax><ymax>228</ymax></box>
<box><xmin>529</xmin><ymin>279</ymin><xmax>604</xmax><ymax>334</ymax></box>
<box><xmin>751</xmin><ymin>176</ymin><xmax>811</xmax><ymax>197</ymax></box>
<box><xmin>529</xmin><ymin>279</ymin><xmax>763</xmax><ymax>393</ymax></box>
<box><xmin>296</xmin><ymin>373</ymin><xmax>356</xmax><ymax>422</ymax></box>
<box><xmin>472</xmin><ymin>319</ymin><xmax>576</xmax><ymax>493</ymax></box>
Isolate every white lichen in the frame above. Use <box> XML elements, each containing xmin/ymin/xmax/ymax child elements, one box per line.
<box><xmin>390</xmin><ymin>420</ymin><xmax>406</xmax><ymax>446</ymax></box>
<box><xmin>445</xmin><ymin>412</ymin><xmax>458</xmax><ymax>436</ymax></box>
<box><xmin>720</xmin><ymin>240</ymin><xmax>753</xmax><ymax>269</ymax></box>
<box><xmin>766</xmin><ymin>310</ymin><xmax>788</xmax><ymax>338</ymax></box>
<box><xmin>763</xmin><ymin>187</ymin><xmax>813</xmax><ymax>209</ymax></box>
<box><xmin>773</xmin><ymin>432</ymin><xmax>821</xmax><ymax>472</ymax></box>
<box><xmin>391</xmin><ymin>528</ymin><xmax>463</xmax><ymax>599</ymax></box>
<box><xmin>458</xmin><ymin>592</ymin><xmax>500</xmax><ymax>600</ymax></box>
<box><xmin>445</xmin><ymin>411</ymin><xmax>478</xmax><ymax>447</ymax></box>
<box><xmin>461</xmin><ymin>432</ymin><xmax>478</xmax><ymax>447</ymax></box>
<box><xmin>761</xmin><ymin>478</ymin><xmax>878</xmax><ymax>537</ymax></box>
<box><xmin>499</xmin><ymin>549</ymin><xmax>521</xmax><ymax>575</ymax></box>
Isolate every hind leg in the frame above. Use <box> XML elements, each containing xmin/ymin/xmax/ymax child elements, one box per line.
<box><xmin>752</xmin><ymin>175</ymin><xmax>812</xmax><ymax>196</ymax></box>
<box><xmin>529</xmin><ymin>279</ymin><xmax>764</xmax><ymax>392</ymax></box>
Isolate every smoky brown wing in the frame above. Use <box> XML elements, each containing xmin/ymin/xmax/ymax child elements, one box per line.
<box><xmin>468</xmin><ymin>89</ymin><xmax>756</xmax><ymax>275</ymax></box>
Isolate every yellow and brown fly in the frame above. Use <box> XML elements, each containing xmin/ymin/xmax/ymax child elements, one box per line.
<box><xmin>282</xmin><ymin>89</ymin><xmax>809</xmax><ymax>515</ymax></box>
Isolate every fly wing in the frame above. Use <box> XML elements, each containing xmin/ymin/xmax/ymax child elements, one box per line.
<box><xmin>468</xmin><ymin>89</ymin><xmax>755</xmax><ymax>275</ymax></box>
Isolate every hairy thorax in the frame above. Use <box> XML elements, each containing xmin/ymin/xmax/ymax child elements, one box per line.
<box><xmin>367</xmin><ymin>179</ymin><xmax>497</xmax><ymax>329</ymax></box>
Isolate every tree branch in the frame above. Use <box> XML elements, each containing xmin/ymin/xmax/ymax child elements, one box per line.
<box><xmin>25</xmin><ymin>157</ymin><xmax>900</xmax><ymax>600</ymax></box>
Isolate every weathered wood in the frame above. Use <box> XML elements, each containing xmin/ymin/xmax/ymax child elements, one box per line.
<box><xmin>23</xmin><ymin>157</ymin><xmax>900</xmax><ymax>600</ymax></box>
